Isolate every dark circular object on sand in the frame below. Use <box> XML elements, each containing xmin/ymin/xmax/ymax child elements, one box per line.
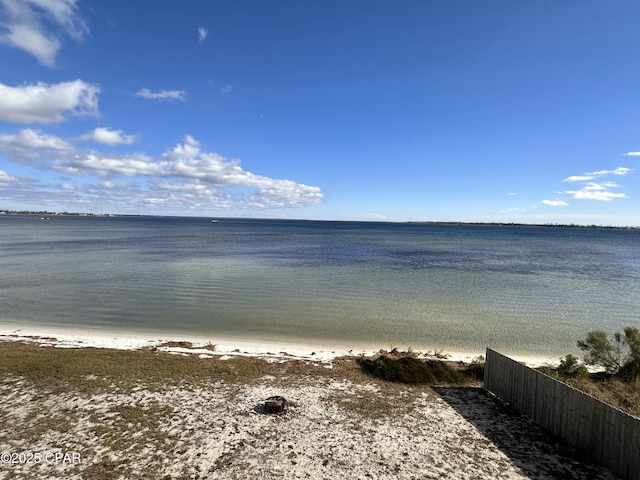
<box><xmin>264</xmin><ymin>396</ymin><xmax>288</xmax><ymax>414</ymax></box>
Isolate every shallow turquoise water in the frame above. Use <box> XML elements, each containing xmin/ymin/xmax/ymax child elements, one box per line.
<box><xmin>1</xmin><ymin>215</ymin><xmax>639</xmax><ymax>357</ymax></box>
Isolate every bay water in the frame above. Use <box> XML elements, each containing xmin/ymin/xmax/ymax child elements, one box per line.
<box><xmin>1</xmin><ymin>215</ymin><xmax>639</xmax><ymax>358</ymax></box>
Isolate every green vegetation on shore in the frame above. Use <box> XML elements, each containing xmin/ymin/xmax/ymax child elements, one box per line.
<box><xmin>356</xmin><ymin>349</ymin><xmax>483</xmax><ymax>385</ymax></box>
<box><xmin>535</xmin><ymin>327</ymin><xmax>640</xmax><ymax>417</ymax></box>
<box><xmin>577</xmin><ymin>327</ymin><xmax>640</xmax><ymax>381</ymax></box>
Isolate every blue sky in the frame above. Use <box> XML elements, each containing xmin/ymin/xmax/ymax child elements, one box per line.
<box><xmin>1</xmin><ymin>1</ymin><xmax>640</xmax><ymax>225</ymax></box>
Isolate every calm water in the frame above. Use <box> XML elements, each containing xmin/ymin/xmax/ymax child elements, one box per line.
<box><xmin>1</xmin><ymin>215</ymin><xmax>639</xmax><ymax>357</ymax></box>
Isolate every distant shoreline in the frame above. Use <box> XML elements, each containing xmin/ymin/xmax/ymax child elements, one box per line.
<box><xmin>0</xmin><ymin>210</ymin><xmax>115</xmax><ymax>217</ymax></box>
<box><xmin>405</xmin><ymin>220</ymin><xmax>640</xmax><ymax>230</ymax></box>
<box><xmin>2</xmin><ymin>211</ymin><xmax>638</xmax><ymax>229</ymax></box>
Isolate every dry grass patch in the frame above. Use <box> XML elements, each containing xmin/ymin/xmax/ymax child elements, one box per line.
<box><xmin>537</xmin><ymin>362</ymin><xmax>640</xmax><ymax>418</ymax></box>
<box><xmin>329</xmin><ymin>384</ymin><xmax>432</xmax><ymax>419</ymax></box>
<box><xmin>564</xmin><ymin>376</ymin><xmax>640</xmax><ymax>417</ymax></box>
<box><xmin>0</xmin><ymin>341</ymin><xmax>263</xmax><ymax>394</ymax></box>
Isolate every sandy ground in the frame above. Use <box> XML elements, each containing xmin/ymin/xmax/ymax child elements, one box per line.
<box><xmin>0</xmin><ymin>328</ymin><xmax>619</xmax><ymax>480</ymax></box>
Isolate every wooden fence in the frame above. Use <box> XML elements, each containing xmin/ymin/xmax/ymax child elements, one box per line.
<box><xmin>484</xmin><ymin>348</ymin><xmax>640</xmax><ymax>480</ymax></box>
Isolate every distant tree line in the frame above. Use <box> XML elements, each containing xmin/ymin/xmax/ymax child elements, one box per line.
<box><xmin>0</xmin><ymin>209</ymin><xmax>106</xmax><ymax>216</ymax></box>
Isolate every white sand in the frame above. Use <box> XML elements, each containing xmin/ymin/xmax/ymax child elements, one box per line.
<box><xmin>0</xmin><ymin>323</ymin><xmax>556</xmax><ymax>367</ymax></box>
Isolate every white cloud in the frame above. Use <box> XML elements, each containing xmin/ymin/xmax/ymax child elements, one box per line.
<box><xmin>565</xmin><ymin>182</ymin><xmax>627</xmax><ymax>201</ymax></box>
<box><xmin>55</xmin><ymin>152</ymin><xmax>161</xmax><ymax>177</ymax></box>
<box><xmin>0</xmin><ymin>131</ymin><xmax>323</xmax><ymax>210</ymax></box>
<box><xmin>198</xmin><ymin>27</ymin><xmax>207</xmax><ymax>45</ymax></box>
<box><xmin>564</xmin><ymin>175</ymin><xmax>595</xmax><ymax>182</ymax></box>
<box><xmin>593</xmin><ymin>167</ymin><xmax>631</xmax><ymax>176</ymax></box>
<box><xmin>623</xmin><ymin>152</ymin><xmax>640</xmax><ymax>156</ymax></box>
<box><xmin>136</xmin><ymin>88</ymin><xmax>186</xmax><ymax>102</ymax></box>
<box><xmin>184</xmin><ymin>134</ymin><xmax>200</xmax><ymax>147</ymax></box>
<box><xmin>0</xmin><ymin>169</ymin><xmax>20</xmax><ymax>185</ymax></box>
<box><xmin>154</xmin><ymin>180</ymin><xmax>234</xmax><ymax>209</ymax></box>
<box><xmin>78</xmin><ymin>127</ymin><xmax>138</xmax><ymax>146</ymax></box>
<box><xmin>0</xmin><ymin>128</ymin><xmax>74</xmax><ymax>164</ymax></box>
<box><xmin>541</xmin><ymin>200</ymin><xmax>569</xmax><ymax>207</ymax></box>
<box><xmin>0</xmin><ymin>0</ymin><xmax>88</xmax><ymax>66</ymax></box>
<box><xmin>563</xmin><ymin>167</ymin><xmax>631</xmax><ymax>183</ymax></box>
<box><xmin>0</xmin><ymin>128</ymin><xmax>73</xmax><ymax>151</ymax></box>
<box><xmin>560</xmin><ymin>166</ymin><xmax>633</xmax><ymax>202</ymax></box>
<box><xmin>0</xmin><ymin>80</ymin><xmax>100</xmax><ymax>124</ymax></box>
<box><xmin>3</xmin><ymin>24</ymin><xmax>59</xmax><ymax>66</ymax></box>
<box><xmin>161</xmin><ymin>136</ymin><xmax>323</xmax><ymax>207</ymax></box>
<box><xmin>221</xmin><ymin>84</ymin><xmax>232</xmax><ymax>94</ymax></box>
<box><xmin>0</xmin><ymin>128</ymin><xmax>154</xmax><ymax>175</ymax></box>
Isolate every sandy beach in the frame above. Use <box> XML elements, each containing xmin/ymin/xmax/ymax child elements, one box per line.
<box><xmin>0</xmin><ymin>327</ymin><xmax>618</xmax><ymax>480</ymax></box>
<box><xmin>0</xmin><ymin>324</ymin><xmax>557</xmax><ymax>367</ymax></box>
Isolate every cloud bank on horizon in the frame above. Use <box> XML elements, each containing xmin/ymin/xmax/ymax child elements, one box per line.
<box><xmin>0</xmin><ymin>1</ymin><xmax>639</xmax><ymax>223</ymax></box>
<box><xmin>0</xmin><ymin>125</ymin><xmax>322</xmax><ymax>211</ymax></box>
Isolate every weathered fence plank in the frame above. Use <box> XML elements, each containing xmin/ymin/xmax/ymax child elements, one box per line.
<box><xmin>484</xmin><ymin>348</ymin><xmax>640</xmax><ymax>480</ymax></box>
